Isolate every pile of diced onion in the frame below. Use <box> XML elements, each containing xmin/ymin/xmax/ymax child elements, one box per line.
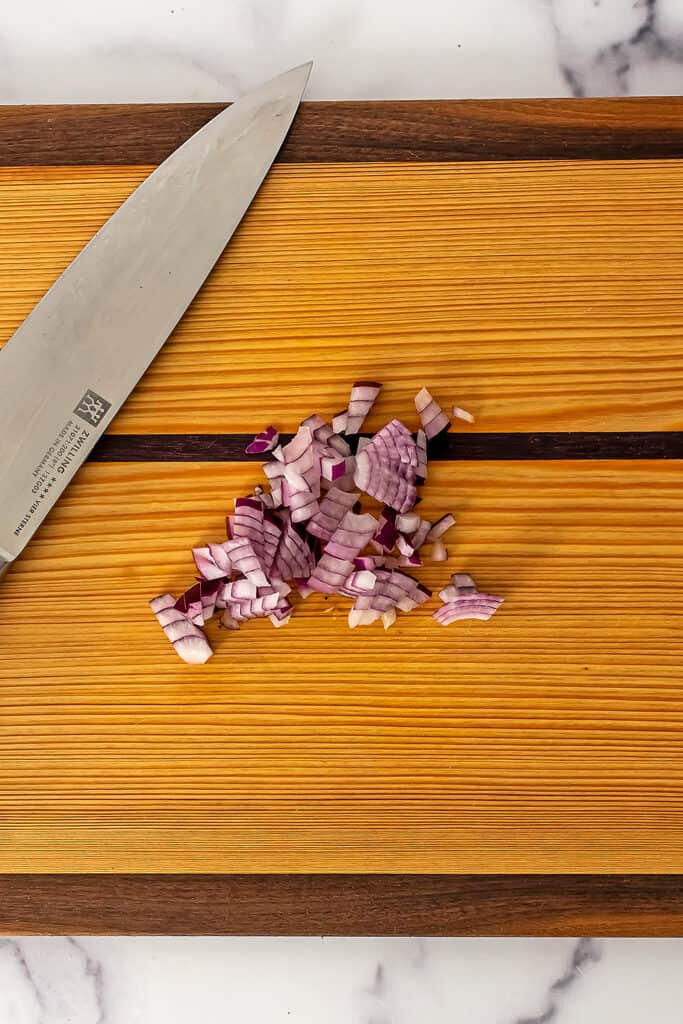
<box><xmin>150</xmin><ymin>383</ymin><xmax>503</xmax><ymax>663</ymax></box>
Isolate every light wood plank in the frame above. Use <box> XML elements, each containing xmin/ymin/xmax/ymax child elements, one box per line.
<box><xmin>0</xmin><ymin>161</ymin><xmax>682</xmax><ymax>434</ymax></box>
<box><xmin>1</xmin><ymin>460</ymin><xmax>682</xmax><ymax>872</ymax></box>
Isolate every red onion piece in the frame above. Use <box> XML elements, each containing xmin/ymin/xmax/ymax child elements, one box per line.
<box><xmin>269</xmin><ymin>606</ymin><xmax>293</xmax><ymax>627</ymax></box>
<box><xmin>434</xmin><ymin>572</ymin><xmax>503</xmax><ymax>624</ymax></box>
<box><xmin>382</xmin><ymin>607</ymin><xmax>397</xmax><ymax>630</ymax></box>
<box><xmin>350</xmin><ymin>569</ymin><xmax>431</xmax><ymax>620</ymax></box>
<box><xmin>274</xmin><ymin>513</ymin><xmax>315</xmax><ymax>581</ymax></box>
<box><xmin>220</xmin><ymin>611</ymin><xmax>241</xmax><ymax>630</ymax></box>
<box><xmin>150</xmin><ymin>594</ymin><xmax>175</xmax><ymax>615</ymax></box>
<box><xmin>223</xmin><ymin>538</ymin><xmax>269</xmax><ymax>588</ymax></box>
<box><xmin>431</xmin><ymin>538</ymin><xmax>448</xmax><ymax>561</ymax></box>
<box><xmin>415</xmin><ymin>387</ymin><xmax>450</xmax><ymax>440</ymax></box>
<box><xmin>344</xmin><ymin>569</ymin><xmax>377</xmax><ymax>593</ymax></box>
<box><xmin>261</xmin><ymin>509</ymin><xmax>282</xmax><ymax>575</ymax></box>
<box><xmin>150</xmin><ymin>593</ymin><xmax>214</xmax><ymax>664</ymax></box>
<box><xmin>233</xmin><ymin>496</ymin><xmax>266</xmax><ymax>565</ymax></box>
<box><xmin>353</xmin><ymin>419</ymin><xmax>418</xmax><ymax>513</ymax></box>
<box><xmin>453</xmin><ymin>405</ymin><xmax>475</xmax><ymax>424</ymax></box>
<box><xmin>396</xmin><ymin>511</ymin><xmax>420</xmax><ymax>533</ymax></box>
<box><xmin>175</xmin><ymin>580</ymin><xmax>221</xmax><ymax>624</ymax></box>
<box><xmin>332</xmin><ymin>410</ymin><xmax>348</xmax><ymax>434</ymax></box>
<box><xmin>416</xmin><ymin>428</ymin><xmax>428</xmax><ymax>482</ymax></box>
<box><xmin>374</xmin><ymin>507</ymin><xmax>399</xmax><ymax>551</ymax></box>
<box><xmin>348</xmin><ymin>607</ymin><xmax>381</xmax><ymax>628</ymax></box>
<box><xmin>409</xmin><ymin>519</ymin><xmax>431</xmax><ymax>551</ymax></box>
<box><xmin>344</xmin><ymin>380</ymin><xmax>382</xmax><ymax>435</ymax></box>
<box><xmin>245</xmin><ymin>426</ymin><xmax>279</xmax><ymax>455</ymax></box>
<box><xmin>308</xmin><ymin>511</ymin><xmax>377</xmax><ymax>594</ymax></box>
<box><xmin>151</xmin><ymin>380</ymin><xmax>500</xmax><ymax>661</ymax></box>
<box><xmin>221</xmin><ymin>578</ymin><xmax>258</xmax><ymax>601</ymax></box>
<box><xmin>426</xmin><ymin>513</ymin><xmax>456</xmax><ymax>542</ymax></box>
<box><xmin>172</xmin><ymin>635</ymin><xmax>214</xmax><ymax>664</ymax></box>
<box><xmin>306</xmin><ymin>486</ymin><xmax>359</xmax><ymax>543</ymax></box>
<box><xmin>353</xmin><ymin>554</ymin><xmax>386</xmax><ymax>571</ymax></box>
<box><xmin>193</xmin><ymin>544</ymin><xmax>229</xmax><ymax>581</ymax></box>
<box><xmin>396</xmin><ymin>533</ymin><xmax>415</xmax><ymax>557</ymax></box>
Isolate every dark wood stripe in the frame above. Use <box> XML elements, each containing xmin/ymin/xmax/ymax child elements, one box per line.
<box><xmin>4</xmin><ymin>98</ymin><xmax>683</xmax><ymax>167</ymax></box>
<box><xmin>90</xmin><ymin>432</ymin><xmax>683</xmax><ymax>462</ymax></box>
<box><xmin>1</xmin><ymin>874</ymin><xmax>682</xmax><ymax>936</ymax></box>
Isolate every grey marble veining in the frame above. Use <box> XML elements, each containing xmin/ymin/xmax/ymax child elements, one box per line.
<box><xmin>550</xmin><ymin>0</ymin><xmax>683</xmax><ymax>96</ymax></box>
<box><xmin>1</xmin><ymin>0</ymin><xmax>683</xmax><ymax>102</ymax></box>
<box><xmin>1</xmin><ymin>936</ymin><xmax>683</xmax><ymax>1023</ymax></box>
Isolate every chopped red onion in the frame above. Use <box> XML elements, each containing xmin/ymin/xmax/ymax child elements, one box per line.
<box><xmin>382</xmin><ymin>607</ymin><xmax>397</xmax><ymax>630</ymax></box>
<box><xmin>269</xmin><ymin>607</ymin><xmax>293</xmax><ymax>627</ymax></box>
<box><xmin>396</xmin><ymin>533</ymin><xmax>415</xmax><ymax>557</ymax></box>
<box><xmin>150</xmin><ymin>594</ymin><xmax>175</xmax><ymax>615</ymax></box>
<box><xmin>431</xmin><ymin>538</ymin><xmax>448</xmax><ymax>561</ymax></box>
<box><xmin>175</xmin><ymin>580</ymin><xmax>221</xmax><ymax>624</ymax></box>
<box><xmin>426</xmin><ymin>513</ymin><xmax>456</xmax><ymax>542</ymax></box>
<box><xmin>308</xmin><ymin>511</ymin><xmax>377</xmax><ymax>594</ymax></box>
<box><xmin>321</xmin><ymin>453</ymin><xmax>356</xmax><ymax>482</ymax></box>
<box><xmin>353</xmin><ymin>419</ymin><xmax>418</xmax><ymax>513</ymax></box>
<box><xmin>220</xmin><ymin>611</ymin><xmax>241</xmax><ymax>630</ymax></box>
<box><xmin>332</xmin><ymin>410</ymin><xmax>348</xmax><ymax>434</ymax></box>
<box><xmin>150</xmin><ymin>593</ymin><xmax>214</xmax><ymax>664</ymax></box>
<box><xmin>223</xmin><ymin>538</ymin><xmax>269</xmax><ymax>588</ymax></box>
<box><xmin>233</xmin><ymin>496</ymin><xmax>266</xmax><ymax>565</ymax></box>
<box><xmin>192</xmin><ymin>541</ymin><xmax>233</xmax><ymax>581</ymax></box>
<box><xmin>415</xmin><ymin>387</ymin><xmax>450</xmax><ymax>440</ymax></box>
<box><xmin>245</xmin><ymin>425</ymin><xmax>279</xmax><ymax>455</ymax></box>
<box><xmin>344</xmin><ymin>380</ymin><xmax>382</xmax><ymax>435</ymax></box>
<box><xmin>374</xmin><ymin>507</ymin><xmax>399</xmax><ymax>550</ymax></box>
<box><xmin>353</xmin><ymin>555</ymin><xmax>387</xmax><ymax>571</ymax></box>
<box><xmin>409</xmin><ymin>519</ymin><xmax>431</xmax><ymax>551</ymax></box>
<box><xmin>416</xmin><ymin>428</ymin><xmax>428</xmax><ymax>483</ymax></box>
<box><xmin>220</xmin><ymin>578</ymin><xmax>257</xmax><ymax>601</ymax></box>
<box><xmin>453</xmin><ymin>405</ymin><xmax>475</xmax><ymax>424</ymax></box>
<box><xmin>306</xmin><ymin>486</ymin><xmax>359</xmax><ymax>543</ymax></box>
<box><xmin>151</xmin><ymin>381</ymin><xmax>499</xmax><ymax>661</ymax></box>
<box><xmin>275</xmin><ymin>513</ymin><xmax>315</xmax><ymax>581</ymax></box>
<box><xmin>350</xmin><ymin>568</ymin><xmax>431</xmax><ymax>621</ymax></box>
<box><xmin>282</xmin><ymin>425</ymin><xmax>321</xmax><ymax>507</ymax></box>
<box><xmin>345</xmin><ymin>569</ymin><xmax>377</xmax><ymax>593</ymax></box>
<box><xmin>171</xmin><ymin>635</ymin><xmax>214</xmax><ymax>664</ymax></box>
<box><xmin>434</xmin><ymin>572</ymin><xmax>503</xmax><ymax>624</ymax></box>
<box><xmin>396</xmin><ymin>511</ymin><xmax>420</xmax><ymax>533</ymax></box>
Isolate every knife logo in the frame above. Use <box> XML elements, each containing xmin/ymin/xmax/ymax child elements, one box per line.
<box><xmin>73</xmin><ymin>389</ymin><xmax>112</xmax><ymax>428</ymax></box>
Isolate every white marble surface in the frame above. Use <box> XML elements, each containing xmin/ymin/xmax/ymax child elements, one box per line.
<box><xmin>2</xmin><ymin>0</ymin><xmax>683</xmax><ymax>103</ymax></box>
<box><xmin>2</xmin><ymin>936</ymin><xmax>683</xmax><ymax>1022</ymax></box>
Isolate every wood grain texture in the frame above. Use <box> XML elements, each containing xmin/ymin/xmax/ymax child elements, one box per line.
<box><xmin>1</xmin><ymin>161</ymin><xmax>682</xmax><ymax>435</ymax></box>
<box><xmin>1</xmin><ymin>459</ymin><xmax>682</xmax><ymax>874</ymax></box>
<box><xmin>89</xmin><ymin>432</ymin><xmax>683</xmax><ymax>461</ymax></box>
<box><xmin>4</xmin><ymin>99</ymin><xmax>683</xmax><ymax>166</ymax></box>
<box><xmin>3</xmin><ymin>874</ymin><xmax>683</xmax><ymax>936</ymax></box>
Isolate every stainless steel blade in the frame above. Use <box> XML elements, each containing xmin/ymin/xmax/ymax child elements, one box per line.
<box><xmin>0</xmin><ymin>62</ymin><xmax>311</xmax><ymax>564</ymax></box>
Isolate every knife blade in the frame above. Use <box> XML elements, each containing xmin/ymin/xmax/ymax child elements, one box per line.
<box><xmin>0</xmin><ymin>62</ymin><xmax>312</xmax><ymax>577</ymax></box>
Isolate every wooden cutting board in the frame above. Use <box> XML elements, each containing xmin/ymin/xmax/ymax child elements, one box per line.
<box><xmin>1</xmin><ymin>99</ymin><xmax>683</xmax><ymax>935</ymax></box>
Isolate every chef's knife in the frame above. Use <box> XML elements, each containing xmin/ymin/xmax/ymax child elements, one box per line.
<box><xmin>0</xmin><ymin>62</ymin><xmax>312</xmax><ymax>579</ymax></box>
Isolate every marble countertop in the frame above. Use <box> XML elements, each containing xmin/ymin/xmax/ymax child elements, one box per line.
<box><xmin>2</xmin><ymin>0</ymin><xmax>683</xmax><ymax>103</ymax></box>
<box><xmin>2</xmin><ymin>936</ymin><xmax>683</xmax><ymax>1022</ymax></box>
